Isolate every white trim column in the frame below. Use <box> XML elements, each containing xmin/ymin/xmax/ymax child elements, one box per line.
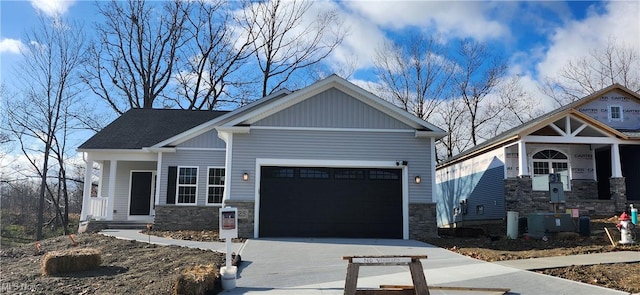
<box><xmin>80</xmin><ymin>155</ymin><xmax>94</xmax><ymax>221</ymax></box>
<box><xmin>217</xmin><ymin>131</ymin><xmax>233</xmax><ymax>202</ymax></box>
<box><xmin>611</xmin><ymin>143</ymin><xmax>622</xmax><ymax>177</ymax></box>
<box><xmin>106</xmin><ymin>160</ymin><xmax>117</xmax><ymax>220</ymax></box>
<box><xmin>518</xmin><ymin>140</ymin><xmax>529</xmax><ymax>177</ymax></box>
<box><xmin>431</xmin><ymin>137</ymin><xmax>437</xmax><ymax>203</ymax></box>
<box><xmin>154</xmin><ymin>152</ymin><xmax>163</xmax><ymax>206</ymax></box>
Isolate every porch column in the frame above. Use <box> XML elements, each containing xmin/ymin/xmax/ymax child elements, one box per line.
<box><xmin>80</xmin><ymin>156</ymin><xmax>94</xmax><ymax>221</ymax></box>
<box><xmin>155</xmin><ymin>152</ymin><xmax>162</xmax><ymax>206</ymax></box>
<box><xmin>106</xmin><ymin>160</ymin><xmax>117</xmax><ymax>220</ymax></box>
<box><xmin>611</xmin><ymin>143</ymin><xmax>622</xmax><ymax>178</ymax></box>
<box><xmin>518</xmin><ymin>140</ymin><xmax>529</xmax><ymax>177</ymax></box>
<box><xmin>217</xmin><ymin>131</ymin><xmax>233</xmax><ymax>202</ymax></box>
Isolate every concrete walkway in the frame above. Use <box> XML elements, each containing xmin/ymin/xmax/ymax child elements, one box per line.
<box><xmin>493</xmin><ymin>251</ymin><xmax>640</xmax><ymax>270</ymax></box>
<box><xmin>99</xmin><ymin>229</ymin><xmax>245</xmax><ymax>254</ymax></box>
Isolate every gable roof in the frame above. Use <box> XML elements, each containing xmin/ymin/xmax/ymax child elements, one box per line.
<box><xmin>153</xmin><ymin>75</ymin><xmax>447</xmax><ymax>148</ymax></box>
<box><xmin>78</xmin><ymin>109</ymin><xmax>229</xmax><ymax>150</ymax></box>
<box><xmin>437</xmin><ymin>84</ymin><xmax>640</xmax><ymax>168</ymax></box>
<box><xmin>217</xmin><ymin>74</ymin><xmax>447</xmax><ymax>134</ymax></box>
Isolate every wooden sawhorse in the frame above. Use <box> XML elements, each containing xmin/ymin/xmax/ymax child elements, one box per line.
<box><xmin>342</xmin><ymin>255</ymin><xmax>429</xmax><ymax>295</ymax></box>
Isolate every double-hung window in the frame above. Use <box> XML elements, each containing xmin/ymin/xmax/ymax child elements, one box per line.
<box><xmin>207</xmin><ymin>167</ymin><xmax>225</xmax><ymax>205</ymax></box>
<box><xmin>177</xmin><ymin>167</ymin><xmax>198</xmax><ymax>204</ymax></box>
<box><xmin>609</xmin><ymin>105</ymin><xmax>623</xmax><ymax>122</ymax></box>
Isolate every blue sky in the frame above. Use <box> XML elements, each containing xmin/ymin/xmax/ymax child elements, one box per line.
<box><xmin>1</xmin><ymin>0</ymin><xmax>638</xmax><ymax>106</ymax></box>
<box><xmin>0</xmin><ymin>0</ymin><xmax>639</xmax><ymax>177</ymax></box>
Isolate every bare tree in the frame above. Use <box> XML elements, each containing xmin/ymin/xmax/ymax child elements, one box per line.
<box><xmin>84</xmin><ymin>0</ymin><xmax>190</xmax><ymax>114</ymax></box>
<box><xmin>0</xmin><ymin>85</ymin><xmax>11</xmax><ymax>146</ymax></box>
<box><xmin>373</xmin><ymin>33</ymin><xmax>454</xmax><ymax>120</ymax></box>
<box><xmin>172</xmin><ymin>0</ymin><xmax>255</xmax><ymax>110</ymax></box>
<box><xmin>541</xmin><ymin>40</ymin><xmax>640</xmax><ymax>106</ymax></box>
<box><xmin>433</xmin><ymin>98</ymin><xmax>470</xmax><ymax>161</ymax></box>
<box><xmin>453</xmin><ymin>39</ymin><xmax>508</xmax><ymax>146</ymax></box>
<box><xmin>4</xmin><ymin>16</ymin><xmax>85</xmax><ymax>239</ymax></box>
<box><xmin>490</xmin><ymin>76</ymin><xmax>545</xmax><ymax>134</ymax></box>
<box><xmin>238</xmin><ymin>0</ymin><xmax>346</xmax><ymax>97</ymax></box>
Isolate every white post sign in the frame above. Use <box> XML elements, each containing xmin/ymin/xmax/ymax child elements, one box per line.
<box><xmin>219</xmin><ymin>207</ymin><xmax>238</xmax><ymax>270</ymax></box>
<box><xmin>219</xmin><ymin>207</ymin><xmax>238</xmax><ymax>239</ymax></box>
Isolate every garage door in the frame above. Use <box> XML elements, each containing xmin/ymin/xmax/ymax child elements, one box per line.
<box><xmin>259</xmin><ymin>166</ymin><xmax>403</xmax><ymax>238</ymax></box>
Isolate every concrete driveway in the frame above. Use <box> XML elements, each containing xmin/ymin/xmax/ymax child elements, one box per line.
<box><xmin>222</xmin><ymin>238</ymin><xmax>627</xmax><ymax>295</ymax></box>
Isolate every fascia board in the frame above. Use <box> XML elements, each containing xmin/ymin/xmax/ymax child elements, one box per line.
<box><xmin>215</xmin><ymin>126</ymin><xmax>250</xmax><ymax>134</ymax></box>
<box><xmin>415</xmin><ymin>130</ymin><xmax>448</xmax><ymax>140</ymax></box>
<box><xmin>77</xmin><ymin>148</ymin><xmax>149</xmax><ymax>153</ymax></box>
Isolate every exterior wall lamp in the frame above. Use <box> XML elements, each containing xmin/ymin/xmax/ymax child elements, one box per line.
<box><xmin>242</xmin><ymin>172</ymin><xmax>249</xmax><ymax>181</ymax></box>
<box><xmin>415</xmin><ymin>176</ymin><xmax>421</xmax><ymax>184</ymax></box>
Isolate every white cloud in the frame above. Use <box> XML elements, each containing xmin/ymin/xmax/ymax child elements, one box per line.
<box><xmin>325</xmin><ymin>4</ymin><xmax>388</xmax><ymax>71</ymax></box>
<box><xmin>30</xmin><ymin>0</ymin><xmax>75</xmax><ymax>17</ymax></box>
<box><xmin>536</xmin><ymin>1</ymin><xmax>640</xmax><ymax>81</ymax></box>
<box><xmin>0</xmin><ymin>38</ymin><xmax>25</xmax><ymax>54</ymax></box>
<box><xmin>344</xmin><ymin>1</ymin><xmax>509</xmax><ymax>41</ymax></box>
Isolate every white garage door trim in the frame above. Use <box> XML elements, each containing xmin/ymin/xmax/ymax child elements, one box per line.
<box><xmin>254</xmin><ymin>158</ymin><xmax>409</xmax><ymax>239</ymax></box>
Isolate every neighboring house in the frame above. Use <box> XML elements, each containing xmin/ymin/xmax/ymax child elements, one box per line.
<box><xmin>78</xmin><ymin>75</ymin><xmax>446</xmax><ymax>239</ymax></box>
<box><xmin>435</xmin><ymin>84</ymin><xmax>640</xmax><ymax>227</ymax></box>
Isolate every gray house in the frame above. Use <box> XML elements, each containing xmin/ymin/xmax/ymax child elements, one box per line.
<box><xmin>435</xmin><ymin>84</ymin><xmax>640</xmax><ymax>227</ymax></box>
<box><xmin>78</xmin><ymin>75</ymin><xmax>446</xmax><ymax>239</ymax></box>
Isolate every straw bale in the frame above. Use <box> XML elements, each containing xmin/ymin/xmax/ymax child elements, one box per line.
<box><xmin>173</xmin><ymin>264</ymin><xmax>219</xmax><ymax>295</ymax></box>
<box><xmin>41</xmin><ymin>248</ymin><xmax>102</xmax><ymax>275</ymax></box>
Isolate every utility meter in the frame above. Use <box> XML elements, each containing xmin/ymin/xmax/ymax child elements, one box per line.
<box><xmin>548</xmin><ymin>173</ymin><xmax>565</xmax><ymax>203</ymax></box>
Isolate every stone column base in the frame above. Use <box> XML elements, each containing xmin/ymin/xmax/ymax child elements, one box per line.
<box><xmin>409</xmin><ymin>203</ymin><xmax>437</xmax><ymax>240</ymax></box>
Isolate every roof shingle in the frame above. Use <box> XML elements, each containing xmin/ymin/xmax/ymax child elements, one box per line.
<box><xmin>78</xmin><ymin>109</ymin><xmax>229</xmax><ymax>150</ymax></box>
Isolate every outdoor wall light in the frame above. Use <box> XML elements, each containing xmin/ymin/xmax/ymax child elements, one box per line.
<box><xmin>415</xmin><ymin>176</ymin><xmax>421</xmax><ymax>184</ymax></box>
<box><xmin>242</xmin><ymin>172</ymin><xmax>249</xmax><ymax>181</ymax></box>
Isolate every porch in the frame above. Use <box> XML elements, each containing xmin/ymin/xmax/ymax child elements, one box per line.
<box><xmin>79</xmin><ymin>154</ymin><xmax>159</xmax><ymax>224</ymax></box>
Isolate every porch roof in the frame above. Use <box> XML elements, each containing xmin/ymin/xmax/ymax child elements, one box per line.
<box><xmin>78</xmin><ymin>109</ymin><xmax>229</xmax><ymax>150</ymax></box>
<box><xmin>437</xmin><ymin>84</ymin><xmax>640</xmax><ymax>168</ymax></box>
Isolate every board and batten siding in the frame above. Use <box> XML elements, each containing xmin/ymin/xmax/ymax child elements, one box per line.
<box><xmin>229</xmin><ymin>128</ymin><xmax>433</xmax><ymax>203</ymax></box>
<box><xmin>110</xmin><ymin>161</ymin><xmax>157</xmax><ymax>221</ymax></box>
<box><xmin>159</xmin><ymin>149</ymin><xmax>226</xmax><ymax>205</ymax></box>
<box><xmin>436</xmin><ymin>148</ymin><xmax>506</xmax><ymax>226</ymax></box>
<box><xmin>253</xmin><ymin>88</ymin><xmax>409</xmax><ymax>129</ymax></box>
<box><xmin>178</xmin><ymin>129</ymin><xmax>226</xmax><ymax>148</ymax></box>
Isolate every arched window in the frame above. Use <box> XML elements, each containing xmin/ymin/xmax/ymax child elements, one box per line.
<box><xmin>531</xmin><ymin>149</ymin><xmax>571</xmax><ymax>191</ymax></box>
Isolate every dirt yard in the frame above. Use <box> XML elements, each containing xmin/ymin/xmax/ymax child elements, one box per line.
<box><xmin>0</xmin><ymin>234</ymin><xmax>225</xmax><ymax>294</ymax></box>
<box><xmin>421</xmin><ymin>217</ymin><xmax>640</xmax><ymax>294</ymax></box>
<box><xmin>1</xmin><ymin>218</ymin><xmax>638</xmax><ymax>294</ymax></box>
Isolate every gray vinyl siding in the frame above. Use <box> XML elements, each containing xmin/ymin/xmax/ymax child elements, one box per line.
<box><xmin>254</xmin><ymin>88</ymin><xmax>411</xmax><ymax>129</ymax></box>
<box><xmin>178</xmin><ymin>130</ymin><xmax>226</xmax><ymax>148</ymax></box>
<box><xmin>229</xmin><ymin>128</ymin><xmax>433</xmax><ymax>203</ymax></box>
<box><xmin>159</xmin><ymin>150</ymin><xmax>226</xmax><ymax>205</ymax></box>
<box><xmin>112</xmin><ymin>161</ymin><xmax>157</xmax><ymax>221</ymax></box>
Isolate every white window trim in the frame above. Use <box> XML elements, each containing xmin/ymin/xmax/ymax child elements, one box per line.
<box><xmin>176</xmin><ymin>166</ymin><xmax>199</xmax><ymax>205</ymax></box>
<box><xmin>206</xmin><ymin>166</ymin><xmax>225</xmax><ymax>206</ymax></box>
<box><xmin>530</xmin><ymin>150</ymin><xmax>571</xmax><ymax>192</ymax></box>
<box><xmin>608</xmin><ymin>105</ymin><xmax>623</xmax><ymax>122</ymax></box>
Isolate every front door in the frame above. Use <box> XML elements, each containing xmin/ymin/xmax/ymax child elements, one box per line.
<box><xmin>130</xmin><ymin>172</ymin><xmax>154</xmax><ymax>216</ymax></box>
